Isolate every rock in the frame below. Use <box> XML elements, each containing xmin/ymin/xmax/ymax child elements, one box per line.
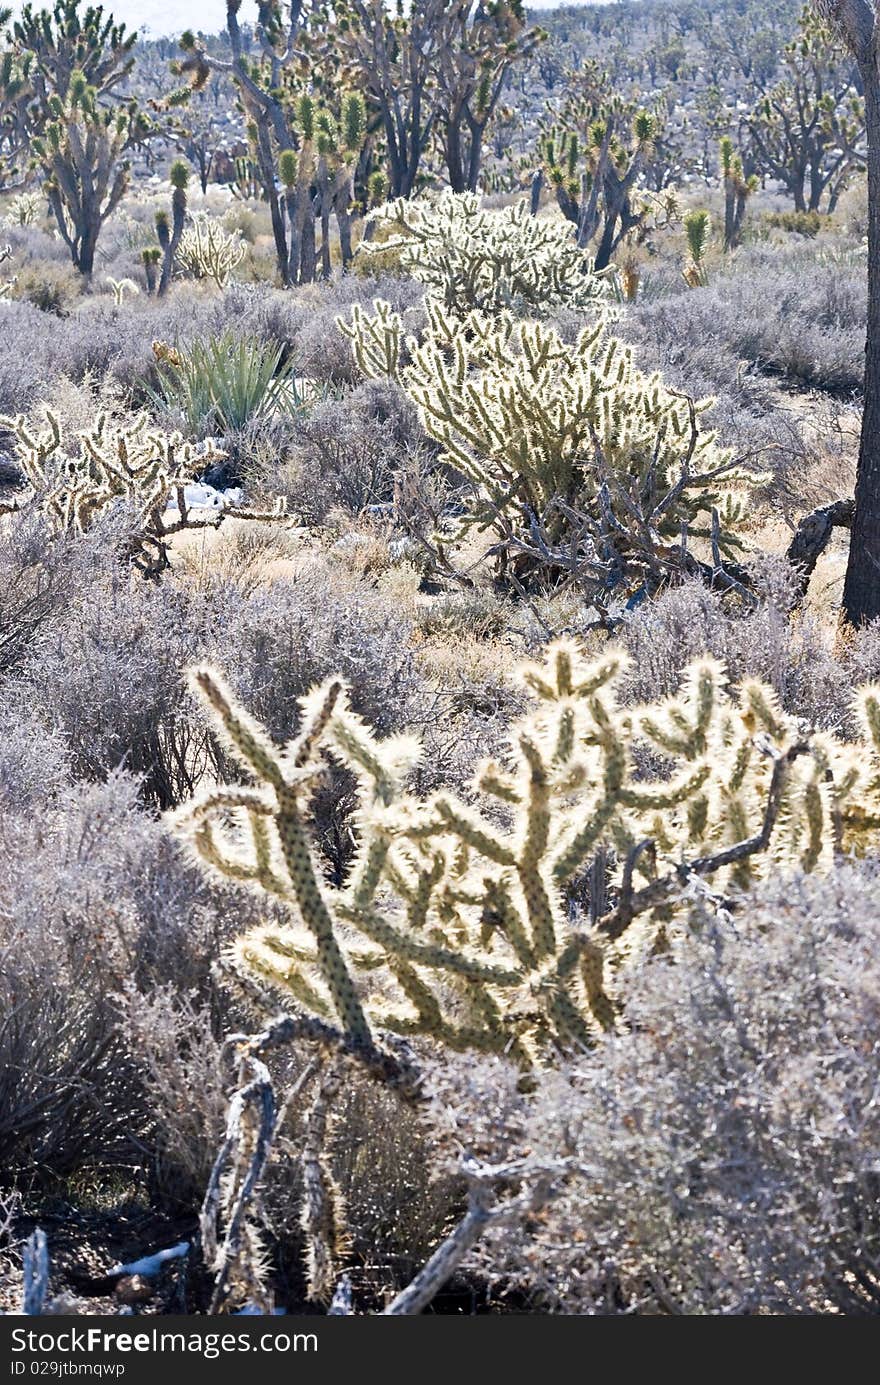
<box><xmin>0</xmin><ymin>452</ymin><xmax>24</xmax><ymax>487</ymax></box>
<box><xmin>164</xmin><ymin>482</ymin><xmax>241</xmax><ymax>515</ymax></box>
<box><xmin>114</xmin><ymin>1275</ymin><xmax>154</xmax><ymax>1306</ymax></box>
<box><xmin>201</xmin><ymin>460</ymin><xmax>241</xmax><ymax>491</ymax></box>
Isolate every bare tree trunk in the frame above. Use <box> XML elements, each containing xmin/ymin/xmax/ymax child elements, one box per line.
<box><xmin>259</xmin><ymin>139</ymin><xmax>290</xmax><ymax>289</ymax></box>
<box><xmin>724</xmin><ymin>180</ymin><xmax>737</xmax><ymax>249</ymax></box>
<box><xmin>844</xmin><ymin>64</ymin><xmax>880</xmax><ymax>622</ymax></box>
<box><xmin>320</xmin><ymin>189</ymin><xmax>332</xmax><ymax>280</ymax></box>
<box><xmin>466</xmin><ymin>121</ymin><xmax>484</xmax><ymax>191</ymax></box>
<box><xmin>77</xmin><ymin>223</ymin><xmax>98</xmax><ymax>278</ymax></box>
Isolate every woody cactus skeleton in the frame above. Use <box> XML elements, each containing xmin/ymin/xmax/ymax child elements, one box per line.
<box><xmin>0</xmin><ymin>410</ymin><xmax>286</xmax><ymax>576</ymax></box>
<box><xmin>340</xmin><ymin>296</ymin><xmax>755</xmax><ymax>598</ymax></box>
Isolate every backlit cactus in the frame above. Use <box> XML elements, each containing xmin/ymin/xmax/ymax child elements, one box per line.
<box><xmin>176</xmin><ymin>213</ymin><xmax>246</xmax><ymax>289</ymax></box>
<box><xmin>340</xmin><ymin>295</ymin><xmax>754</xmax><ymax>592</ymax></box>
<box><xmin>172</xmin><ymin>640</ymin><xmax>880</xmax><ymax>1067</ymax></box>
<box><xmin>0</xmin><ymin>409</ymin><xmax>285</xmax><ymax>576</ymax></box>
<box><xmin>358</xmin><ymin>190</ymin><xmax>609</xmax><ymax>317</ymax></box>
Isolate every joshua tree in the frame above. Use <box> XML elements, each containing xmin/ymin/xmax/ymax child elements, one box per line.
<box><xmin>154</xmin><ymin>158</ymin><xmax>189</xmax><ymax>297</ymax></box>
<box><xmin>744</xmin><ymin>5</ymin><xmax>864</xmax><ymax>214</ymax></box>
<box><xmin>173</xmin><ymin>87</ymin><xmax>222</xmax><ymax>194</ymax></box>
<box><xmin>432</xmin><ymin>1</ymin><xmax>543</xmax><ymax>194</ymax></box>
<box><xmin>816</xmin><ymin>0</ymin><xmax>880</xmax><ymax>623</ymax></box>
<box><xmin>538</xmin><ymin>76</ymin><xmax>661</xmax><ymax>270</ymax></box>
<box><xmin>0</xmin><ymin>2</ymin><xmax>157</xmax><ymax>273</ymax></box>
<box><xmin>32</xmin><ymin>73</ymin><xmax>154</xmax><ymax>276</ymax></box>
<box><xmin>720</xmin><ymin>136</ymin><xmax>758</xmax><ymax>249</ymax></box>
<box><xmin>175</xmin><ymin>4</ymin><xmax>367</xmax><ymax>288</ymax></box>
<box><xmin>334</xmin><ymin>0</ymin><xmax>539</xmax><ymax>197</ymax></box>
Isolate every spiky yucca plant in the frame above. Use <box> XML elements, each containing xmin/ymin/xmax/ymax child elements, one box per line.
<box><xmin>148</xmin><ymin>330</ymin><xmax>315</xmax><ymax>436</ymax></box>
<box><xmin>682</xmin><ymin>208</ymin><xmax>711</xmax><ymax>287</ymax></box>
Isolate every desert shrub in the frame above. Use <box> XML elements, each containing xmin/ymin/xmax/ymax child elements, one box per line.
<box><xmin>276</xmin><ymin>379</ymin><xmax>425</xmax><ymax>520</ymax></box>
<box><xmin>0</xmin><ymin>275</ymin><xmax>422</xmax><ymax>413</ymax></box>
<box><xmin>0</xmin><ymin>709</ymin><xmax>69</xmax><ymax>810</ymax></box>
<box><xmin>12</xmin><ymin>260</ymin><xmax>82</xmax><ymax>315</ymax></box>
<box><xmin>414</xmin><ymin>589</ymin><xmax>510</xmax><ymax>643</ymax></box>
<box><xmin>763</xmin><ymin>208</ymin><xmax>825</xmax><ymax>237</ymax></box>
<box><xmin>213</xmin><ymin>559</ymin><xmax>424</xmax><ymax>742</ymax></box>
<box><xmin>627</xmin><ymin>248</ymin><xmax>866</xmax><ymax>393</ymax></box>
<box><xmin>292</xmin><ymin>274</ymin><xmax>425</xmax><ymax>385</ymax></box>
<box><xmin>0</xmin><ymin>751</ymin><xmax>274</xmax><ymax>1197</ymax></box>
<box><xmin>5</xmin><ymin>576</ymin><xmax>218</xmax><ymax>810</ymax></box>
<box><xmin>430</xmin><ymin>867</ymin><xmax>880</xmax><ymax>1313</ymax></box>
<box><xmin>5</xmin><ymin>554</ymin><xmax>429</xmax><ymax>851</ymax></box>
<box><xmin>0</xmin><ymin>511</ymin><xmax>115</xmax><ymax>675</ymax></box>
<box><xmin>616</xmin><ymin>568</ymin><xmax>853</xmax><ymax>725</ymax></box>
<box><xmin>1</xmin><ymin>223</ymin><xmax>68</xmax><ymax>264</ymax></box>
<box><xmin>221</xmin><ymin>203</ymin><xmax>263</xmax><ymax>244</ymax></box>
<box><xmin>0</xmin><ymin>776</ymin><xmax>206</xmax><ymax>1183</ymax></box>
<box><xmin>120</xmin><ymin>985</ymin><xmax>228</xmax><ymax>1204</ymax></box>
<box><xmin>360</xmin><ymin>191</ymin><xmax>608</xmax><ymax>317</ymax></box>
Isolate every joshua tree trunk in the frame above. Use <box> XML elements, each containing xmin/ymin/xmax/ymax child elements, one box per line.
<box><xmin>300</xmin><ymin>196</ymin><xmax>317</xmax><ymax>284</ymax></box>
<box><xmin>844</xmin><ymin>63</ymin><xmax>880</xmax><ymax>621</ymax></box>
<box><xmin>818</xmin><ymin>0</ymin><xmax>880</xmax><ymax>622</ymax></box>
<box><xmin>76</xmin><ymin>223</ymin><xmax>98</xmax><ymax>277</ymax></box>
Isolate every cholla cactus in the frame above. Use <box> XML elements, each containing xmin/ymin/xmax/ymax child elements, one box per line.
<box><xmin>340</xmin><ymin>296</ymin><xmax>754</xmax><ymax>593</ymax></box>
<box><xmin>359</xmin><ymin>190</ymin><xmax>609</xmax><ymax>317</ymax></box>
<box><xmin>176</xmin><ymin>212</ymin><xmax>246</xmax><ymax>289</ymax></box>
<box><xmin>105</xmin><ymin>275</ymin><xmax>140</xmax><ymax>304</ymax></box>
<box><xmin>0</xmin><ymin>409</ymin><xmax>285</xmax><ymax>576</ymax></box>
<box><xmin>172</xmin><ymin>639</ymin><xmax>880</xmax><ymax>1069</ymax></box>
<box><xmin>3</xmin><ymin>191</ymin><xmax>42</xmax><ymax>226</ymax></box>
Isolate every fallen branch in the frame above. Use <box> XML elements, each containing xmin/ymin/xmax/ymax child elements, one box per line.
<box><xmin>786</xmin><ymin>498</ymin><xmax>854</xmax><ymax>595</ymax></box>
